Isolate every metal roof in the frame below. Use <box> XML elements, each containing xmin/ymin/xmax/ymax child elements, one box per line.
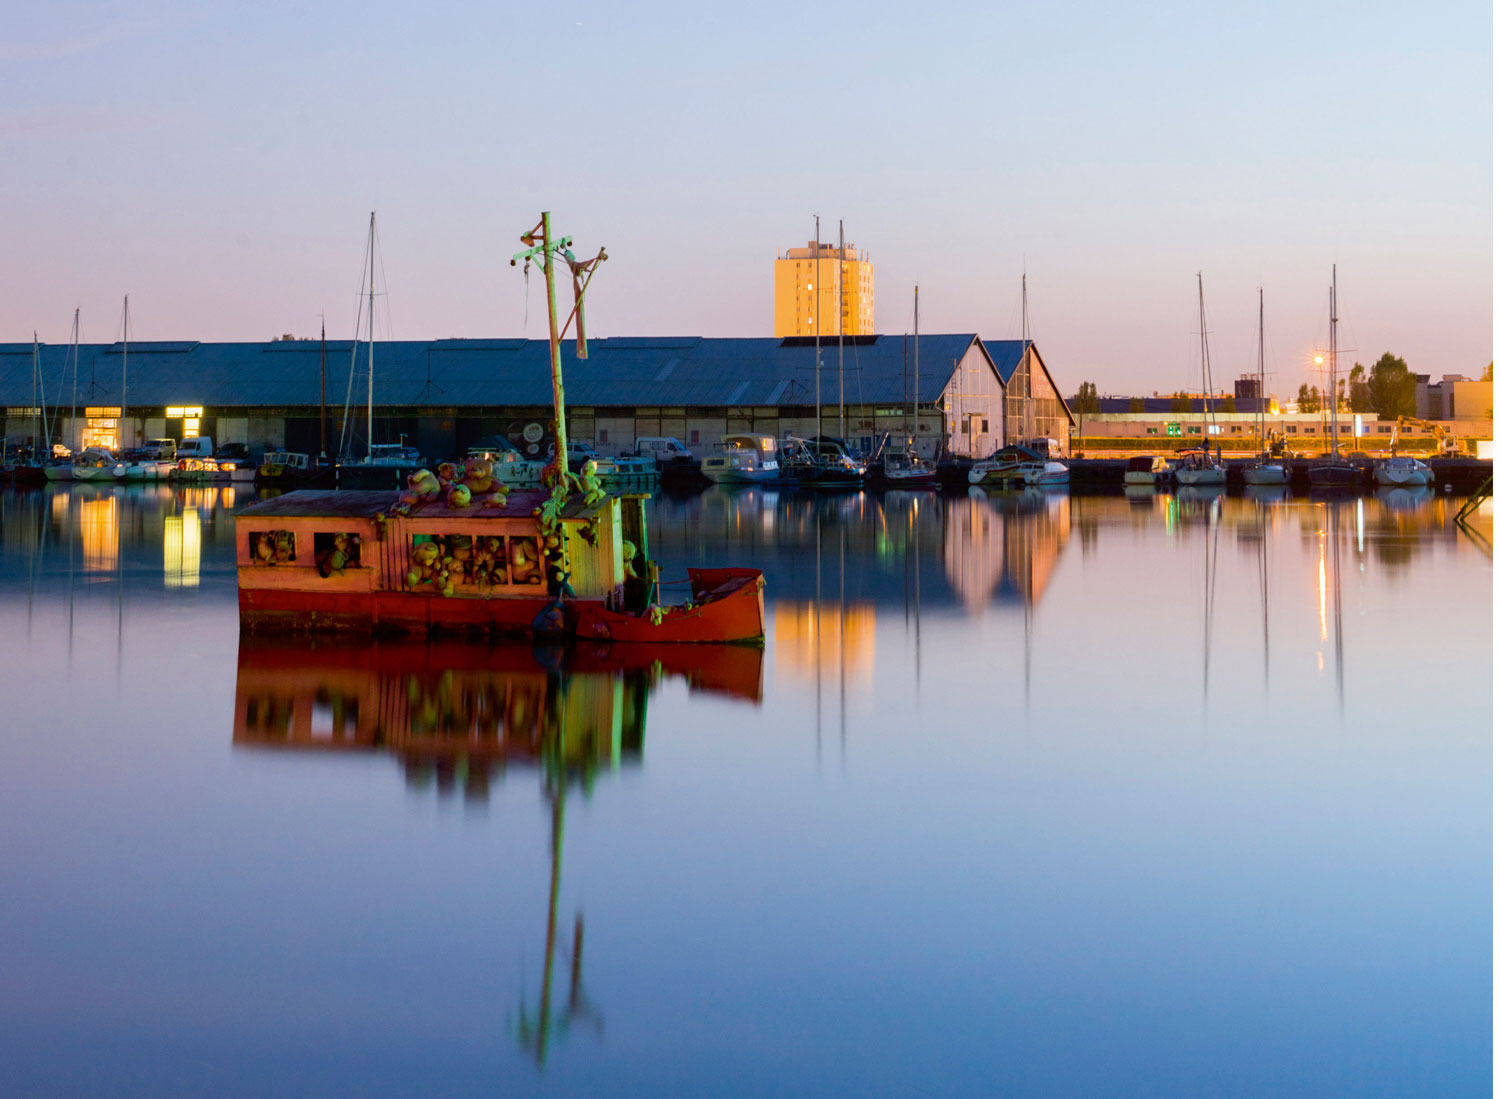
<box><xmin>0</xmin><ymin>334</ymin><xmax>1010</xmax><ymax>410</ymax></box>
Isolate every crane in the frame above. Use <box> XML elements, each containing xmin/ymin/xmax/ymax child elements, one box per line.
<box><xmin>1390</xmin><ymin>416</ymin><xmax>1460</xmax><ymax>458</ymax></box>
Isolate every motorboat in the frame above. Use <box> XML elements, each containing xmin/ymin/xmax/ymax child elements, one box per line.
<box><xmin>878</xmin><ymin>450</ymin><xmax>937</xmax><ymax>488</ymax></box>
<box><xmin>782</xmin><ymin>436</ymin><xmax>862</xmax><ymax>487</ymax></box>
<box><xmin>969</xmin><ymin>445</ymin><xmax>1069</xmax><ymax>488</ymax></box>
<box><xmin>1373</xmin><ymin>455</ymin><xmax>1433</xmax><ymax>487</ymax></box>
<box><xmin>1242</xmin><ymin>458</ymin><xmax>1289</xmax><ymax>485</ymax></box>
<box><xmin>1171</xmin><ymin>447</ymin><xmax>1226</xmax><ymax>487</ymax></box>
<box><xmin>257</xmin><ymin>451</ymin><xmax>313</xmax><ymax>483</ymax></box>
<box><xmin>700</xmin><ymin>434</ymin><xmax>782</xmax><ymax>485</ymax></box>
<box><xmin>1123</xmin><ymin>455</ymin><xmax>1169</xmax><ymax>485</ymax></box>
<box><xmin>466</xmin><ymin>436</ymin><xmax>549</xmax><ymax>488</ymax></box>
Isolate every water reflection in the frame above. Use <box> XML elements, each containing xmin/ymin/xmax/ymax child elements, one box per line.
<box><xmin>234</xmin><ymin>637</ymin><xmax>762</xmax><ymax>1067</ymax></box>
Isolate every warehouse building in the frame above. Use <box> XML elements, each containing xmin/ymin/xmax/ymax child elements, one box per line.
<box><xmin>0</xmin><ymin>334</ymin><xmax>1073</xmax><ymax>460</ymax></box>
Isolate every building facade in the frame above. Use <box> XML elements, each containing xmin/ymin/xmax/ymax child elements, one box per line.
<box><xmin>773</xmin><ymin>242</ymin><xmax>873</xmax><ymax>337</ymax></box>
<box><xmin>1</xmin><ymin>334</ymin><xmax>1071</xmax><ymax>462</ymax></box>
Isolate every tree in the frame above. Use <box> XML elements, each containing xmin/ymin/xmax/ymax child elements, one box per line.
<box><xmin>1296</xmin><ymin>383</ymin><xmax>1321</xmax><ymax>413</ymax></box>
<box><xmin>1128</xmin><ymin>396</ymin><xmax>1145</xmax><ymax>413</ymax></box>
<box><xmin>1347</xmin><ymin>363</ymin><xmax>1372</xmax><ymax>412</ymax></box>
<box><xmin>1367</xmin><ymin>352</ymin><xmax>1416</xmax><ymax>420</ymax></box>
<box><xmin>1219</xmin><ymin>396</ymin><xmax>1236</xmax><ymax>413</ymax></box>
<box><xmin>1169</xmin><ymin>391</ymin><xmax>1194</xmax><ymax>414</ymax></box>
<box><xmin>1483</xmin><ymin>362</ymin><xmax>1493</xmax><ymax>382</ymax></box>
<box><xmin>1072</xmin><ymin>381</ymin><xmax>1100</xmax><ymax>415</ymax></box>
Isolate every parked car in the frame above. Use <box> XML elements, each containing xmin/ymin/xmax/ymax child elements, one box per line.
<box><xmin>215</xmin><ymin>442</ymin><xmax>250</xmax><ymax>462</ymax></box>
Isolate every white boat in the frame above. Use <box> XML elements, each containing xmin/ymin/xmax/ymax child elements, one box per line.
<box><xmin>969</xmin><ymin>446</ymin><xmax>1069</xmax><ymax>487</ymax></box>
<box><xmin>879</xmin><ymin>450</ymin><xmax>938</xmax><ymax>487</ymax></box>
<box><xmin>1123</xmin><ymin>455</ymin><xmax>1168</xmax><ymax>485</ymax></box>
<box><xmin>700</xmin><ymin>434</ymin><xmax>781</xmax><ymax>484</ymax></box>
<box><xmin>1373</xmin><ymin>455</ymin><xmax>1433</xmax><ymax>487</ymax></box>
<box><xmin>1172</xmin><ymin>276</ymin><xmax>1228</xmax><ymax>487</ymax></box>
<box><xmin>1242</xmin><ymin>462</ymin><xmax>1288</xmax><ymax>485</ymax></box>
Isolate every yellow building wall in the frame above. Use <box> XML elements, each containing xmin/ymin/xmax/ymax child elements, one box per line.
<box><xmin>774</xmin><ymin>253</ymin><xmax>873</xmax><ymax>337</ymax></box>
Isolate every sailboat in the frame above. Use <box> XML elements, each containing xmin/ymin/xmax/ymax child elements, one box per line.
<box><xmin>1307</xmin><ymin>266</ymin><xmax>1362</xmax><ymax>489</ymax></box>
<box><xmin>1173</xmin><ymin>274</ymin><xmax>1227</xmax><ymax>487</ymax></box>
<box><xmin>75</xmin><ymin>298</ymin><xmax>130</xmax><ymax>482</ymax></box>
<box><xmin>1243</xmin><ymin>288</ymin><xmax>1289</xmax><ymax>485</ymax></box>
<box><xmin>792</xmin><ymin>216</ymin><xmax>863</xmax><ymax>488</ymax></box>
<box><xmin>333</xmin><ymin>213</ymin><xmax>426</xmax><ymax>488</ymax></box>
<box><xmin>44</xmin><ymin>311</ymin><xmax>82</xmax><ymax>481</ymax></box>
<box><xmin>880</xmin><ymin>287</ymin><xmax>937</xmax><ymax>487</ymax></box>
<box><xmin>4</xmin><ymin>335</ymin><xmax>50</xmax><ymax>483</ymax></box>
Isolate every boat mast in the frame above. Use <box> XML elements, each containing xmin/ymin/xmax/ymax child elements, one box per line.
<box><xmin>1257</xmin><ymin>287</ymin><xmax>1265</xmax><ymax>452</ymax></box>
<box><xmin>814</xmin><ymin>215</ymin><xmax>821</xmax><ymax>447</ymax></box>
<box><xmin>1329</xmin><ymin>265</ymin><xmax>1339</xmax><ymax>457</ymax></box>
<box><xmin>121</xmin><ymin>295</ymin><xmax>128</xmax><ymax>451</ymax></box>
<box><xmin>838</xmin><ymin>219</ymin><xmax>845</xmax><ymax>442</ymax></box>
<box><xmin>69</xmin><ymin>309</ymin><xmax>79</xmax><ymax>456</ymax></box>
<box><xmin>1196</xmin><ymin>274</ymin><xmax>1214</xmax><ymax>450</ymax></box>
<box><xmin>31</xmin><ymin>333</ymin><xmax>40</xmax><ymax>459</ymax></box>
<box><xmin>912</xmin><ymin>285</ymin><xmax>920</xmax><ymax>454</ymax></box>
<box><xmin>366</xmin><ymin>211</ymin><xmax>375</xmax><ymax>461</ymax></box>
<box><xmin>319</xmin><ymin>316</ymin><xmax>328</xmax><ymax>461</ymax></box>
<box><xmin>1021</xmin><ymin>272</ymin><xmax>1031</xmax><ymax>444</ymax></box>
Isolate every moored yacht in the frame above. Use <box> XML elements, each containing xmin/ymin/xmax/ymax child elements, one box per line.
<box><xmin>700</xmin><ymin>434</ymin><xmax>781</xmax><ymax>484</ymax></box>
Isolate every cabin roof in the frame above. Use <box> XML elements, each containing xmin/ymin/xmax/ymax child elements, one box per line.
<box><xmin>237</xmin><ymin>488</ymin><xmax>607</xmax><ymax>521</ymax></box>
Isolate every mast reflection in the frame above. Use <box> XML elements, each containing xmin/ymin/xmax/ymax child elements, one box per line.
<box><xmin>233</xmin><ymin>638</ymin><xmax>763</xmax><ymax>1069</ymax></box>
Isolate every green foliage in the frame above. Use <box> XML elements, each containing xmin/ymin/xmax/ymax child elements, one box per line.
<box><xmin>1296</xmin><ymin>384</ymin><xmax>1321</xmax><ymax>414</ymax></box>
<box><xmin>1483</xmin><ymin>362</ymin><xmax>1493</xmax><ymax>382</ymax></box>
<box><xmin>1367</xmin><ymin>352</ymin><xmax>1416</xmax><ymax>420</ymax></box>
<box><xmin>1346</xmin><ymin>363</ymin><xmax>1373</xmax><ymax>412</ymax></box>
<box><xmin>1128</xmin><ymin>396</ymin><xmax>1145</xmax><ymax>413</ymax></box>
<box><xmin>1169</xmin><ymin>391</ymin><xmax>1194</xmax><ymax>414</ymax></box>
<box><xmin>1072</xmin><ymin>381</ymin><xmax>1100</xmax><ymax>415</ymax></box>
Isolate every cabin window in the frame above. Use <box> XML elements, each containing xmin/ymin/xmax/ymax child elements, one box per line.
<box><xmin>406</xmin><ymin>533</ymin><xmax>543</xmax><ymax>592</ymax></box>
<box><xmin>313</xmin><ymin>531</ymin><xmax>361</xmax><ymax>577</ymax></box>
<box><xmin>249</xmin><ymin>530</ymin><xmax>296</xmax><ymax>565</ymax></box>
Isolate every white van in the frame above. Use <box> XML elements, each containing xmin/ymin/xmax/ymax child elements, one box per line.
<box><xmin>633</xmin><ymin>437</ymin><xmax>695</xmax><ymax>464</ymax></box>
<box><xmin>175</xmin><ymin>436</ymin><xmax>214</xmax><ymax>460</ymax></box>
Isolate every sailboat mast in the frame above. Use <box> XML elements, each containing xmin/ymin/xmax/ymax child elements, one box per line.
<box><xmin>913</xmin><ymin>286</ymin><xmax>920</xmax><ymax>454</ymax></box>
<box><xmin>1021</xmin><ymin>273</ymin><xmax>1031</xmax><ymax>444</ymax></box>
<box><xmin>319</xmin><ymin>317</ymin><xmax>328</xmax><ymax>461</ymax></box>
<box><xmin>31</xmin><ymin>333</ymin><xmax>39</xmax><ymax>458</ymax></box>
<box><xmin>1197</xmin><ymin>274</ymin><xmax>1213</xmax><ymax>442</ymax></box>
<box><xmin>1330</xmin><ymin>265</ymin><xmax>1339</xmax><ymax>456</ymax></box>
<box><xmin>366</xmin><ymin>211</ymin><xmax>376</xmax><ymax>460</ymax></box>
<box><xmin>121</xmin><ymin>295</ymin><xmax>129</xmax><ymax>451</ymax></box>
<box><xmin>814</xmin><ymin>215</ymin><xmax>821</xmax><ymax>444</ymax></box>
<box><xmin>70</xmin><ymin>309</ymin><xmax>79</xmax><ymax>456</ymax></box>
<box><xmin>1257</xmin><ymin>288</ymin><xmax>1265</xmax><ymax>449</ymax></box>
<box><xmin>838</xmin><ymin>219</ymin><xmax>845</xmax><ymax>441</ymax></box>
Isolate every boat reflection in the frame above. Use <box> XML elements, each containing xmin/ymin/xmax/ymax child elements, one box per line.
<box><xmin>233</xmin><ymin>637</ymin><xmax>763</xmax><ymax>1069</ymax></box>
<box><xmin>233</xmin><ymin>639</ymin><xmax>763</xmax><ymax>795</ymax></box>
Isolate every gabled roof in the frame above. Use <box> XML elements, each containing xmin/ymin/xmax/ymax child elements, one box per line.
<box><xmin>981</xmin><ymin>339</ymin><xmax>1077</xmax><ymax>427</ymax></box>
<box><xmin>1</xmin><ymin>334</ymin><xmax>1002</xmax><ymax>409</ymax></box>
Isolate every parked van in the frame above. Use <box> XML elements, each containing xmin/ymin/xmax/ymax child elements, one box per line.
<box><xmin>175</xmin><ymin>436</ymin><xmax>214</xmax><ymax>460</ymax></box>
<box><xmin>633</xmin><ymin>436</ymin><xmax>695</xmax><ymax>463</ymax></box>
<box><xmin>144</xmin><ymin>438</ymin><xmax>177</xmax><ymax>460</ymax></box>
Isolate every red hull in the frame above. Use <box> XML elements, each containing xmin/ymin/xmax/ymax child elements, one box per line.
<box><xmin>240</xmin><ymin>566</ymin><xmax>765</xmax><ymax>644</ymax></box>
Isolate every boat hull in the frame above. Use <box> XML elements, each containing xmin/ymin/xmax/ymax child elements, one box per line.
<box><xmin>1174</xmin><ymin>467</ymin><xmax>1226</xmax><ymax>486</ymax></box>
<box><xmin>1308</xmin><ymin>463</ymin><xmax>1363</xmax><ymax>489</ymax></box>
<box><xmin>1241</xmin><ymin>464</ymin><xmax>1289</xmax><ymax>485</ymax></box>
<box><xmin>240</xmin><ymin>567</ymin><xmax>764</xmax><ymax>644</ymax></box>
<box><xmin>702</xmin><ymin>466</ymin><xmax>779</xmax><ymax>485</ymax></box>
<box><xmin>1373</xmin><ymin>463</ymin><xmax>1433</xmax><ymax>487</ymax></box>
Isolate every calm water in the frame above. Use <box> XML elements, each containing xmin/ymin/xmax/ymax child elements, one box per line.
<box><xmin>0</xmin><ymin>483</ymin><xmax>1490</xmax><ymax>1098</ymax></box>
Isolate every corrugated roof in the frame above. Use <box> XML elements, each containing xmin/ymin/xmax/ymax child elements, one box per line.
<box><xmin>0</xmin><ymin>334</ymin><xmax>1007</xmax><ymax>410</ymax></box>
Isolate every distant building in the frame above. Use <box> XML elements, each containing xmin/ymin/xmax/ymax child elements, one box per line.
<box><xmin>773</xmin><ymin>241</ymin><xmax>873</xmax><ymax>337</ymax></box>
<box><xmin>1234</xmin><ymin>375</ymin><xmax>1261</xmax><ymax>402</ymax></box>
<box><xmin>1415</xmin><ymin>373</ymin><xmax>1491</xmax><ymax>420</ymax></box>
<box><xmin>0</xmin><ymin>334</ymin><xmax>1073</xmax><ymax>461</ymax></box>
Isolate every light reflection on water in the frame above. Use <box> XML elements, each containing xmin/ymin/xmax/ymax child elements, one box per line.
<box><xmin>0</xmin><ymin>483</ymin><xmax>1490</xmax><ymax>1097</ymax></box>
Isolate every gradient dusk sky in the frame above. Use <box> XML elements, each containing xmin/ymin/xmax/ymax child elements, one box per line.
<box><xmin>1</xmin><ymin>0</ymin><xmax>1491</xmax><ymax>396</ymax></box>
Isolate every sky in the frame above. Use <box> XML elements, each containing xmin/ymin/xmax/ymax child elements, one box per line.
<box><xmin>0</xmin><ymin>0</ymin><xmax>1491</xmax><ymax>397</ymax></box>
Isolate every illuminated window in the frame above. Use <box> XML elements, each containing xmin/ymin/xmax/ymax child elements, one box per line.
<box><xmin>183</xmin><ymin>418</ymin><xmax>201</xmax><ymax>437</ymax></box>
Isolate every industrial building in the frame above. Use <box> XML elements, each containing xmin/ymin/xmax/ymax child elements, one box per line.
<box><xmin>0</xmin><ymin>334</ymin><xmax>1073</xmax><ymax>461</ymax></box>
<box><xmin>773</xmin><ymin>241</ymin><xmax>874</xmax><ymax>337</ymax></box>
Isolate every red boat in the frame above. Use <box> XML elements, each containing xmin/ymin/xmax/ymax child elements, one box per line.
<box><xmin>235</xmin><ymin>488</ymin><xmax>765</xmax><ymax>644</ymax></box>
